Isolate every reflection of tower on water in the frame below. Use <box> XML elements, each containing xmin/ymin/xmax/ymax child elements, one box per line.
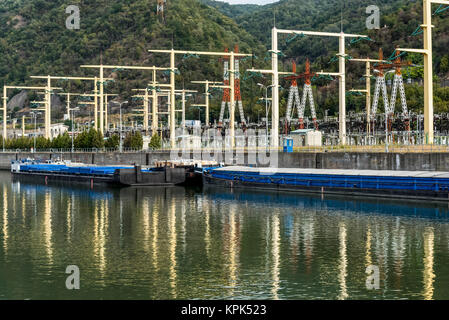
<box><xmin>302</xmin><ymin>215</ymin><xmax>315</xmax><ymax>274</ymax></box>
<box><xmin>337</xmin><ymin>222</ymin><xmax>348</xmax><ymax>300</ymax></box>
<box><xmin>43</xmin><ymin>191</ymin><xmax>53</xmax><ymax>264</ymax></box>
<box><xmin>271</xmin><ymin>214</ymin><xmax>281</xmax><ymax>300</ymax></box>
<box><xmin>422</xmin><ymin>227</ymin><xmax>435</xmax><ymax>300</ymax></box>
<box><xmin>169</xmin><ymin>198</ymin><xmax>177</xmax><ymax>299</ymax></box>
<box><xmin>222</xmin><ymin>204</ymin><xmax>241</xmax><ymax>297</ymax></box>
<box><xmin>1</xmin><ymin>185</ymin><xmax>8</xmax><ymax>256</ymax></box>
<box><xmin>391</xmin><ymin>218</ymin><xmax>406</xmax><ymax>289</ymax></box>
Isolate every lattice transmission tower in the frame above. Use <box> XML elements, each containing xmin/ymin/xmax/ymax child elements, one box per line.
<box><xmin>283</xmin><ymin>62</ymin><xmax>301</xmax><ymax>133</ymax></box>
<box><xmin>284</xmin><ymin>59</ymin><xmax>318</xmax><ymax>130</ymax></box>
<box><xmin>218</xmin><ymin>45</ymin><xmax>246</xmax><ymax>127</ymax></box>
<box><xmin>389</xmin><ymin>47</ymin><xmax>412</xmax><ymax>132</ymax></box>
<box><xmin>371</xmin><ymin>48</ymin><xmax>391</xmax><ymax>131</ymax></box>
<box><xmin>372</xmin><ymin>48</ymin><xmax>412</xmax><ymax>132</ymax></box>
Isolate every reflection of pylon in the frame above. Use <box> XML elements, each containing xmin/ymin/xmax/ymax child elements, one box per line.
<box><xmin>157</xmin><ymin>0</ymin><xmax>166</xmax><ymax>22</ymax></box>
<box><xmin>284</xmin><ymin>59</ymin><xmax>318</xmax><ymax>130</ymax></box>
<box><xmin>219</xmin><ymin>45</ymin><xmax>246</xmax><ymax>127</ymax></box>
<box><xmin>371</xmin><ymin>48</ymin><xmax>391</xmax><ymax>131</ymax></box>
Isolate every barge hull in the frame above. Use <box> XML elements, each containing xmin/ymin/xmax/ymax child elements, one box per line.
<box><xmin>11</xmin><ymin>166</ymin><xmax>187</xmax><ymax>187</ymax></box>
<box><xmin>203</xmin><ymin>166</ymin><xmax>449</xmax><ymax>201</ymax></box>
<box><xmin>12</xmin><ymin>172</ymin><xmax>115</xmax><ymax>185</ymax></box>
<box><xmin>203</xmin><ymin>176</ymin><xmax>449</xmax><ymax>201</ymax></box>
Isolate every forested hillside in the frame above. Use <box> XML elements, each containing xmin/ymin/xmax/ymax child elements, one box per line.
<box><xmin>226</xmin><ymin>0</ymin><xmax>449</xmax><ymax>116</ymax></box>
<box><xmin>199</xmin><ymin>0</ymin><xmax>261</xmax><ymax>18</ymax></box>
<box><xmin>2</xmin><ymin>0</ymin><xmax>449</xmax><ymax>122</ymax></box>
<box><xmin>0</xmin><ymin>0</ymin><xmax>264</xmax><ymax>88</ymax></box>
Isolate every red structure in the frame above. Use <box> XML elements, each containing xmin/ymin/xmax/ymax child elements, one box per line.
<box><xmin>372</xmin><ymin>48</ymin><xmax>412</xmax><ymax>132</ymax></box>
<box><xmin>219</xmin><ymin>48</ymin><xmax>230</xmax><ymax>127</ymax></box>
<box><xmin>219</xmin><ymin>45</ymin><xmax>246</xmax><ymax>127</ymax></box>
<box><xmin>284</xmin><ymin>59</ymin><xmax>318</xmax><ymax>130</ymax></box>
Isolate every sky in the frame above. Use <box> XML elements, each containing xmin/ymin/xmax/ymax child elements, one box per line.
<box><xmin>216</xmin><ymin>0</ymin><xmax>278</xmax><ymax>5</ymax></box>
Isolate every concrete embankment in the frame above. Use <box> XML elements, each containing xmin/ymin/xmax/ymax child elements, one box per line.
<box><xmin>2</xmin><ymin>151</ymin><xmax>449</xmax><ymax>172</ymax></box>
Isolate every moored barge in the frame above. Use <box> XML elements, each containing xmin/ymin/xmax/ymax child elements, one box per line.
<box><xmin>11</xmin><ymin>160</ymin><xmax>186</xmax><ymax>186</ymax></box>
<box><xmin>203</xmin><ymin>166</ymin><xmax>449</xmax><ymax>201</ymax></box>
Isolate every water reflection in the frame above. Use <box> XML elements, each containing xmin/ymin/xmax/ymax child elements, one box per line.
<box><xmin>271</xmin><ymin>213</ymin><xmax>280</xmax><ymax>300</ymax></box>
<box><xmin>43</xmin><ymin>191</ymin><xmax>53</xmax><ymax>264</ymax></box>
<box><xmin>0</xmin><ymin>172</ymin><xmax>449</xmax><ymax>299</ymax></box>
<box><xmin>423</xmin><ymin>227</ymin><xmax>435</xmax><ymax>300</ymax></box>
<box><xmin>365</xmin><ymin>226</ymin><xmax>372</xmax><ymax>268</ymax></box>
<box><xmin>2</xmin><ymin>185</ymin><xmax>8</xmax><ymax>256</ymax></box>
<box><xmin>392</xmin><ymin>218</ymin><xmax>406</xmax><ymax>290</ymax></box>
<box><xmin>152</xmin><ymin>196</ymin><xmax>159</xmax><ymax>273</ymax></box>
<box><xmin>169</xmin><ymin>198</ymin><xmax>177</xmax><ymax>298</ymax></box>
<box><xmin>338</xmin><ymin>222</ymin><xmax>348</xmax><ymax>300</ymax></box>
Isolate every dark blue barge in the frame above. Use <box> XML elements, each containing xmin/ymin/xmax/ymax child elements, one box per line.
<box><xmin>203</xmin><ymin>166</ymin><xmax>449</xmax><ymax>201</ymax></box>
<box><xmin>11</xmin><ymin>161</ymin><xmax>186</xmax><ymax>186</ymax></box>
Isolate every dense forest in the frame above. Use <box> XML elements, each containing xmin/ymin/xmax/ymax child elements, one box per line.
<box><xmin>1</xmin><ymin>0</ymin><xmax>449</xmax><ymax>125</ymax></box>
<box><xmin>208</xmin><ymin>0</ymin><xmax>449</xmax><ymax>118</ymax></box>
<box><xmin>199</xmin><ymin>0</ymin><xmax>260</xmax><ymax>17</ymax></box>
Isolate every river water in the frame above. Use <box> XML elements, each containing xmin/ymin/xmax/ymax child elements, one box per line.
<box><xmin>1</xmin><ymin>171</ymin><xmax>449</xmax><ymax>300</ymax></box>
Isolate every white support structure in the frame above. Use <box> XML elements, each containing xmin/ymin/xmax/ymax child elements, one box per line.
<box><xmin>397</xmin><ymin>0</ymin><xmax>449</xmax><ymax>144</ymax></box>
<box><xmin>390</xmin><ymin>74</ymin><xmax>408</xmax><ymax>121</ymax></box>
<box><xmin>191</xmin><ymin>80</ymin><xmax>222</xmax><ymax>127</ymax></box>
<box><xmin>246</xmin><ymin>67</ymin><xmax>295</xmax><ymax>140</ymax></box>
<box><xmin>371</xmin><ymin>75</ymin><xmax>390</xmax><ymax>117</ymax></box>
<box><xmin>149</xmin><ymin>49</ymin><xmax>251</xmax><ymax>148</ymax></box>
<box><xmin>272</xmin><ymin>28</ymin><xmax>366</xmax><ymax>146</ymax></box>
<box><xmin>30</xmin><ymin>75</ymin><xmax>113</xmax><ymax>136</ymax></box>
<box><xmin>219</xmin><ymin>55</ymin><xmax>230</xmax><ymax>125</ymax></box>
<box><xmin>349</xmin><ymin>58</ymin><xmax>387</xmax><ymax>133</ymax></box>
<box><xmin>299</xmin><ymin>84</ymin><xmax>317</xmax><ymax>129</ymax></box>
<box><xmin>175</xmin><ymin>89</ymin><xmax>197</xmax><ymax>131</ymax></box>
<box><xmin>2</xmin><ymin>85</ymin><xmax>61</xmax><ymax>140</ymax></box>
<box><xmin>286</xmin><ymin>85</ymin><xmax>301</xmax><ymax>122</ymax></box>
<box><xmin>80</xmin><ymin>65</ymin><xmax>171</xmax><ymax>136</ymax></box>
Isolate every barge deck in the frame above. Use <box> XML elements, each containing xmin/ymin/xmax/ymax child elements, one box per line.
<box><xmin>11</xmin><ymin>162</ymin><xmax>186</xmax><ymax>186</ymax></box>
<box><xmin>203</xmin><ymin>166</ymin><xmax>449</xmax><ymax>201</ymax></box>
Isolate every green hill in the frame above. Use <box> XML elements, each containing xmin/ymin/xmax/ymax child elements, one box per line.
<box><xmin>230</xmin><ymin>0</ymin><xmax>449</xmax><ymax>116</ymax></box>
<box><xmin>0</xmin><ymin>0</ymin><xmax>264</xmax><ymax>87</ymax></box>
<box><xmin>0</xmin><ymin>0</ymin><xmax>267</xmax><ymax>122</ymax></box>
<box><xmin>3</xmin><ymin>0</ymin><xmax>449</xmax><ymax>123</ymax></box>
<box><xmin>199</xmin><ymin>0</ymin><xmax>261</xmax><ymax>18</ymax></box>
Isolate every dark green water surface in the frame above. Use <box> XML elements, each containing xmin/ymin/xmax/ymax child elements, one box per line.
<box><xmin>1</xmin><ymin>171</ymin><xmax>449</xmax><ymax>300</ymax></box>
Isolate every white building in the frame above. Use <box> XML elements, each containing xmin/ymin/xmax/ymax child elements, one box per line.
<box><xmin>50</xmin><ymin>123</ymin><xmax>69</xmax><ymax>139</ymax></box>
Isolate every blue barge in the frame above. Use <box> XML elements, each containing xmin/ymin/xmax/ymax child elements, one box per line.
<box><xmin>203</xmin><ymin>166</ymin><xmax>449</xmax><ymax>201</ymax></box>
<box><xmin>11</xmin><ymin>160</ymin><xmax>186</xmax><ymax>186</ymax></box>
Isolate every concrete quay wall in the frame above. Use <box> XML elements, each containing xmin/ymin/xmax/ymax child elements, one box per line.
<box><xmin>1</xmin><ymin>151</ymin><xmax>449</xmax><ymax>172</ymax></box>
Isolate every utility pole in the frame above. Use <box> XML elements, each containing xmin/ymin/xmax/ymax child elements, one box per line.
<box><xmin>247</xmin><ymin>67</ymin><xmax>301</xmax><ymax>147</ymax></box>
<box><xmin>2</xmin><ymin>85</ymin><xmax>61</xmax><ymax>140</ymax></box>
<box><xmin>30</xmin><ymin>76</ymin><xmax>113</xmax><ymax>135</ymax></box>
<box><xmin>191</xmin><ymin>80</ymin><xmax>222</xmax><ymax>127</ymax></box>
<box><xmin>397</xmin><ymin>0</ymin><xmax>449</xmax><ymax>144</ymax></box>
<box><xmin>148</xmin><ymin>49</ymin><xmax>252</xmax><ymax>148</ymax></box>
<box><xmin>349</xmin><ymin>57</ymin><xmax>387</xmax><ymax>134</ymax></box>
<box><xmin>80</xmin><ymin>65</ymin><xmax>171</xmax><ymax>135</ymax></box>
<box><xmin>71</xmin><ymin>107</ymin><xmax>79</xmax><ymax>153</ymax></box>
<box><xmin>175</xmin><ymin>89</ymin><xmax>197</xmax><ymax>131</ymax></box>
<box><xmin>271</xmin><ymin>28</ymin><xmax>366</xmax><ymax>146</ymax></box>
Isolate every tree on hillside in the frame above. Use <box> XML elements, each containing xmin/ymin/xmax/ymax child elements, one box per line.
<box><xmin>124</xmin><ymin>131</ymin><xmax>143</xmax><ymax>150</ymax></box>
<box><xmin>149</xmin><ymin>133</ymin><xmax>162</xmax><ymax>150</ymax></box>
